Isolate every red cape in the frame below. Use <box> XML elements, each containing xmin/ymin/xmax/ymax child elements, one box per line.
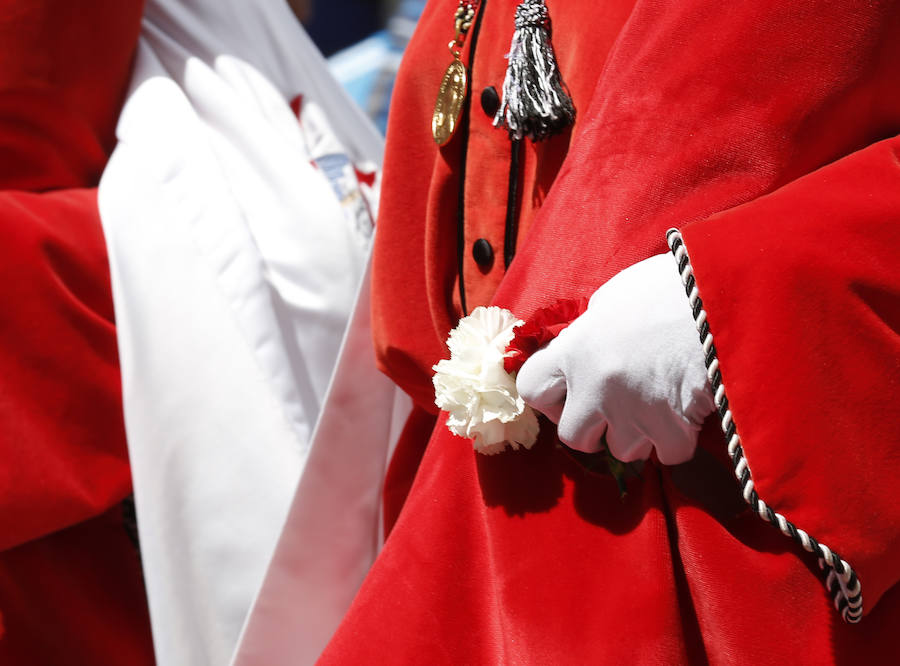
<box><xmin>328</xmin><ymin>0</ymin><xmax>900</xmax><ymax>662</ymax></box>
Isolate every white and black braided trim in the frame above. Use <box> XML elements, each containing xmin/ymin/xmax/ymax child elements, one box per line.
<box><xmin>666</xmin><ymin>228</ymin><xmax>863</xmax><ymax>624</ymax></box>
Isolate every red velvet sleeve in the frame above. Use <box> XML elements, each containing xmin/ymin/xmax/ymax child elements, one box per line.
<box><xmin>0</xmin><ymin>188</ymin><xmax>132</xmax><ymax>551</ymax></box>
<box><xmin>673</xmin><ymin>138</ymin><xmax>900</xmax><ymax>618</ymax></box>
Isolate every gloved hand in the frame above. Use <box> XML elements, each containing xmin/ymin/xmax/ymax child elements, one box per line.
<box><xmin>515</xmin><ymin>253</ymin><xmax>715</xmax><ymax>465</ymax></box>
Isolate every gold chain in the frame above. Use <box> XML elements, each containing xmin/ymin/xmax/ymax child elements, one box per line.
<box><xmin>449</xmin><ymin>1</ymin><xmax>477</xmax><ymax>57</ymax></box>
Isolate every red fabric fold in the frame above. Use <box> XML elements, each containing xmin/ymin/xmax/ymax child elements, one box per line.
<box><xmin>0</xmin><ymin>190</ymin><xmax>131</xmax><ymax>550</ymax></box>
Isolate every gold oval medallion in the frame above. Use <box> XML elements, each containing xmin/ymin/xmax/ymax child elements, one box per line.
<box><xmin>432</xmin><ymin>58</ymin><xmax>467</xmax><ymax>146</ymax></box>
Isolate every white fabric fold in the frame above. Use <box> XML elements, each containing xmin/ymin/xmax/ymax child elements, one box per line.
<box><xmin>99</xmin><ymin>1</ymin><xmax>395</xmax><ymax>664</ymax></box>
<box><xmin>231</xmin><ymin>257</ymin><xmax>411</xmax><ymax>666</ymax></box>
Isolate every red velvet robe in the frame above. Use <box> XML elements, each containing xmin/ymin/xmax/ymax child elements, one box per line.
<box><xmin>323</xmin><ymin>0</ymin><xmax>900</xmax><ymax>663</ymax></box>
<box><xmin>0</xmin><ymin>2</ymin><xmax>154</xmax><ymax>663</ymax></box>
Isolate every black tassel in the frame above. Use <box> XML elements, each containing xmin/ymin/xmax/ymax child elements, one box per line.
<box><xmin>493</xmin><ymin>0</ymin><xmax>575</xmax><ymax>142</ymax></box>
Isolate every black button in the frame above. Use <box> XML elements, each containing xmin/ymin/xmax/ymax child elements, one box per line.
<box><xmin>480</xmin><ymin>86</ymin><xmax>500</xmax><ymax>118</ymax></box>
<box><xmin>472</xmin><ymin>238</ymin><xmax>494</xmax><ymax>267</ymax></box>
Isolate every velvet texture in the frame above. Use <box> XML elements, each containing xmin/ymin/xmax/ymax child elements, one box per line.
<box><xmin>0</xmin><ymin>2</ymin><xmax>154</xmax><ymax>663</ymax></box>
<box><xmin>0</xmin><ymin>0</ymin><xmax>144</xmax><ymax>190</ymax></box>
<box><xmin>340</xmin><ymin>0</ymin><xmax>900</xmax><ymax>662</ymax></box>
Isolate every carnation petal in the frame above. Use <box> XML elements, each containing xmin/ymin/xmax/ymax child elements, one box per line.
<box><xmin>433</xmin><ymin>306</ymin><xmax>537</xmax><ymax>456</ymax></box>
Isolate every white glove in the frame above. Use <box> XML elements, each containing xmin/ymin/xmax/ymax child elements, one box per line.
<box><xmin>516</xmin><ymin>253</ymin><xmax>715</xmax><ymax>465</ymax></box>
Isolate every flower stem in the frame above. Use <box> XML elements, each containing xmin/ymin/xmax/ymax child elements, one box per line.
<box><xmin>600</xmin><ymin>433</ymin><xmax>628</xmax><ymax>500</ymax></box>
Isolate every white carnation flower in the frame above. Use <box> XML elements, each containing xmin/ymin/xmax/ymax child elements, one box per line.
<box><xmin>433</xmin><ymin>306</ymin><xmax>539</xmax><ymax>455</ymax></box>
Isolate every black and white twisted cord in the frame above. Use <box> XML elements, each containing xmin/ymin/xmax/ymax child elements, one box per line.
<box><xmin>666</xmin><ymin>228</ymin><xmax>863</xmax><ymax>624</ymax></box>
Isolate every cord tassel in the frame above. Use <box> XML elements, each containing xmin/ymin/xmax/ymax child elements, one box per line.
<box><xmin>493</xmin><ymin>0</ymin><xmax>575</xmax><ymax>142</ymax></box>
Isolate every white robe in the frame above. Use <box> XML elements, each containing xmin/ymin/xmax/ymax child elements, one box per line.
<box><xmin>98</xmin><ymin>1</ymin><xmax>409</xmax><ymax>663</ymax></box>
